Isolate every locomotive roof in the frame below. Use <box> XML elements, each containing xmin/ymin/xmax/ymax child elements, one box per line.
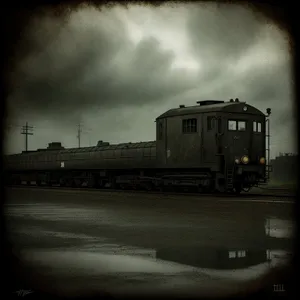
<box><xmin>156</xmin><ymin>101</ymin><xmax>265</xmax><ymax>119</ymax></box>
<box><xmin>9</xmin><ymin>141</ymin><xmax>156</xmax><ymax>156</ymax></box>
<box><xmin>59</xmin><ymin>141</ymin><xmax>156</xmax><ymax>154</ymax></box>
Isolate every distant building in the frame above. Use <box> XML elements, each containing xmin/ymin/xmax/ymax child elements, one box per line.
<box><xmin>270</xmin><ymin>153</ymin><xmax>298</xmax><ymax>182</ymax></box>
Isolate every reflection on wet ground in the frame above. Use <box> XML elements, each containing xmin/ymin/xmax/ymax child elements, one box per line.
<box><xmin>4</xmin><ymin>188</ymin><xmax>294</xmax><ymax>297</ymax></box>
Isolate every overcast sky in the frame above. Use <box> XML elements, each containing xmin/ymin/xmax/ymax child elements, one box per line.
<box><xmin>4</xmin><ymin>3</ymin><xmax>296</xmax><ymax>158</ymax></box>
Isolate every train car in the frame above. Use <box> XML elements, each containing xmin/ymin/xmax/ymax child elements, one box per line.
<box><xmin>4</xmin><ymin>98</ymin><xmax>271</xmax><ymax>194</ymax></box>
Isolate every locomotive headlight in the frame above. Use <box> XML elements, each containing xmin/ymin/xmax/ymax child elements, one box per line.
<box><xmin>241</xmin><ymin>155</ymin><xmax>249</xmax><ymax>164</ymax></box>
<box><xmin>234</xmin><ymin>158</ymin><xmax>240</xmax><ymax>164</ymax></box>
<box><xmin>259</xmin><ymin>157</ymin><xmax>266</xmax><ymax>164</ymax></box>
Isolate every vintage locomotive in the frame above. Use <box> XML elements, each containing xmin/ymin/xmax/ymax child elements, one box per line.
<box><xmin>4</xmin><ymin>99</ymin><xmax>271</xmax><ymax>194</ymax></box>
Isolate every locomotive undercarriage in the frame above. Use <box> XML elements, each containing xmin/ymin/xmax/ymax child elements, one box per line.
<box><xmin>7</xmin><ymin>167</ymin><xmax>264</xmax><ymax>195</ymax></box>
<box><xmin>233</xmin><ymin>171</ymin><xmax>263</xmax><ymax>192</ymax></box>
<box><xmin>7</xmin><ymin>169</ymin><xmax>215</xmax><ymax>192</ymax></box>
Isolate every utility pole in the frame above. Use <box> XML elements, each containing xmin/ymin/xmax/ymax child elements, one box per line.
<box><xmin>21</xmin><ymin>122</ymin><xmax>33</xmax><ymax>152</ymax></box>
<box><xmin>77</xmin><ymin>123</ymin><xmax>82</xmax><ymax>148</ymax></box>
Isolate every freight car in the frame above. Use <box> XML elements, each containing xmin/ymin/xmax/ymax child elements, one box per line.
<box><xmin>4</xmin><ymin>98</ymin><xmax>272</xmax><ymax>194</ymax></box>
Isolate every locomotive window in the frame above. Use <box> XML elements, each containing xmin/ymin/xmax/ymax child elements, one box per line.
<box><xmin>217</xmin><ymin>118</ymin><xmax>222</xmax><ymax>133</ymax></box>
<box><xmin>253</xmin><ymin>121</ymin><xmax>262</xmax><ymax>133</ymax></box>
<box><xmin>228</xmin><ymin>120</ymin><xmax>246</xmax><ymax>131</ymax></box>
<box><xmin>158</xmin><ymin>122</ymin><xmax>163</xmax><ymax>140</ymax></box>
<box><xmin>207</xmin><ymin>116</ymin><xmax>214</xmax><ymax>130</ymax></box>
<box><xmin>257</xmin><ymin>122</ymin><xmax>262</xmax><ymax>132</ymax></box>
<box><xmin>228</xmin><ymin>251</ymin><xmax>236</xmax><ymax>258</ymax></box>
<box><xmin>228</xmin><ymin>120</ymin><xmax>236</xmax><ymax>131</ymax></box>
<box><xmin>238</xmin><ymin>121</ymin><xmax>246</xmax><ymax>131</ymax></box>
<box><xmin>182</xmin><ymin>118</ymin><xmax>197</xmax><ymax>133</ymax></box>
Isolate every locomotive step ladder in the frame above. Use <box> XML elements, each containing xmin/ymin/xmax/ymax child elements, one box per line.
<box><xmin>226</xmin><ymin>167</ymin><xmax>234</xmax><ymax>190</ymax></box>
<box><xmin>265</xmin><ymin>115</ymin><xmax>271</xmax><ymax>181</ymax></box>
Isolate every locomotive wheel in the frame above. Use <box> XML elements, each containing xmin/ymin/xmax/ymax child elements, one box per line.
<box><xmin>142</xmin><ymin>182</ymin><xmax>153</xmax><ymax>191</ymax></box>
<box><xmin>65</xmin><ymin>179</ymin><xmax>72</xmax><ymax>187</ymax></box>
<box><xmin>97</xmin><ymin>179</ymin><xmax>107</xmax><ymax>189</ymax></box>
<box><xmin>197</xmin><ymin>186</ymin><xmax>204</xmax><ymax>193</ymax></box>
<box><xmin>87</xmin><ymin>179</ymin><xmax>96</xmax><ymax>188</ymax></box>
<box><xmin>234</xmin><ymin>184</ymin><xmax>242</xmax><ymax>195</ymax></box>
<box><xmin>71</xmin><ymin>180</ymin><xmax>77</xmax><ymax>188</ymax></box>
<box><xmin>119</xmin><ymin>184</ymin><xmax>126</xmax><ymax>190</ymax></box>
<box><xmin>160</xmin><ymin>185</ymin><xmax>169</xmax><ymax>192</ymax></box>
<box><xmin>59</xmin><ymin>179</ymin><xmax>66</xmax><ymax>187</ymax></box>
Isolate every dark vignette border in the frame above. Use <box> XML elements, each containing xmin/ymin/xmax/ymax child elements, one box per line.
<box><xmin>1</xmin><ymin>1</ymin><xmax>298</xmax><ymax>299</ymax></box>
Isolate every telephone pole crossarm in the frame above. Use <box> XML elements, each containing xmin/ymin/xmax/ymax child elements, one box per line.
<box><xmin>21</xmin><ymin>122</ymin><xmax>34</xmax><ymax>151</ymax></box>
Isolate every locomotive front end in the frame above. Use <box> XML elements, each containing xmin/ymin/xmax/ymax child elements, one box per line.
<box><xmin>223</xmin><ymin>102</ymin><xmax>270</xmax><ymax>193</ymax></box>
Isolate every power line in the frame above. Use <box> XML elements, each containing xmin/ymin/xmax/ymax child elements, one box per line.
<box><xmin>21</xmin><ymin>122</ymin><xmax>34</xmax><ymax>152</ymax></box>
<box><xmin>77</xmin><ymin>123</ymin><xmax>82</xmax><ymax>148</ymax></box>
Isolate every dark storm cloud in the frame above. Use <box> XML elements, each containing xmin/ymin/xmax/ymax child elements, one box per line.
<box><xmin>5</xmin><ymin>4</ymin><xmax>295</xmax><ymax>155</ymax></box>
<box><xmin>229</xmin><ymin>54</ymin><xmax>292</xmax><ymax>104</ymax></box>
<box><xmin>7</xmin><ymin>4</ymin><xmax>292</xmax><ymax>122</ymax></box>
<box><xmin>185</xmin><ymin>3</ymin><xmax>294</xmax><ymax>129</ymax></box>
<box><xmin>187</xmin><ymin>4</ymin><xmax>265</xmax><ymax>67</ymax></box>
<box><xmin>7</xmin><ymin>7</ymin><xmax>199</xmax><ymax>123</ymax></box>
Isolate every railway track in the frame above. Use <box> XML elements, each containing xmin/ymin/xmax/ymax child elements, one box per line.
<box><xmin>6</xmin><ymin>184</ymin><xmax>295</xmax><ymax>200</ymax></box>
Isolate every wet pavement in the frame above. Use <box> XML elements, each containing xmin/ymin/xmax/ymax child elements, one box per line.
<box><xmin>4</xmin><ymin>187</ymin><xmax>295</xmax><ymax>298</ymax></box>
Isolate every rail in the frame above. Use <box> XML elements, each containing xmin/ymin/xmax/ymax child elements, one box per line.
<box><xmin>5</xmin><ymin>184</ymin><xmax>295</xmax><ymax>199</ymax></box>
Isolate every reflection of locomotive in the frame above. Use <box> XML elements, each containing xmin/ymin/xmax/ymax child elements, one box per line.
<box><xmin>158</xmin><ymin>246</ymin><xmax>267</xmax><ymax>270</ymax></box>
<box><xmin>4</xmin><ymin>99</ymin><xmax>271</xmax><ymax>193</ymax></box>
<box><xmin>156</xmin><ymin>215</ymin><xmax>291</xmax><ymax>270</ymax></box>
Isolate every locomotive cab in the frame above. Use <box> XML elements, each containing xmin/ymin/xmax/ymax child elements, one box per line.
<box><xmin>219</xmin><ymin>100</ymin><xmax>269</xmax><ymax>192</ymax></box>
<box><xmin>155</xmin><ymin>99</ymin><xmax>270</xmax><ymax>193</ymax></box>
